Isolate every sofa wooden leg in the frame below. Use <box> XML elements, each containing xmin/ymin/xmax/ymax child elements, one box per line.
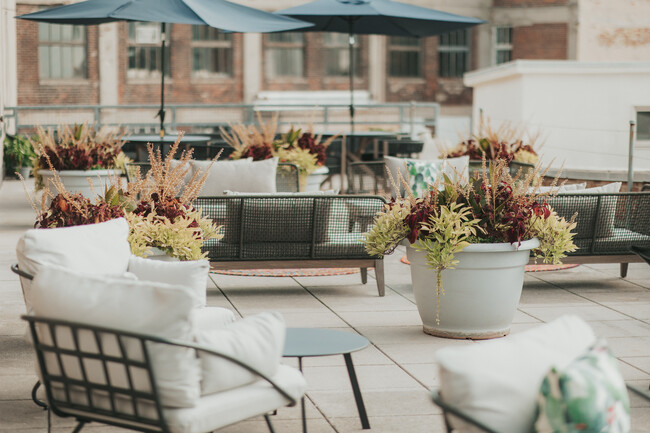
<box><xmin>360</xmin><ymin>267</ymin><xmax>368</xmax><ymax>284</ymax></box>
<box><xmin>620</xmin><ymin>263</ymin><xmax>629</xmax><ymax>278</ymax></box>
<box><xmin>375</xmin><ymin>259</ymin><xmax>385</xmax><ymax>297</ymax></box>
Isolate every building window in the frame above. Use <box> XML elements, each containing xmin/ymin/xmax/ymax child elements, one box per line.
<box><xmin>438</xmin><ymin>29</ymin><xmax>470</xmax><ymax>78</ymax></box>
<box><xmin>38</xmin><ymin>23</ymin><xmax>87</xmax><ymax>79</ymax></box>
<box><xmin>192</xmin><ymin>26</ymin><xmax>233</xmax><ymax>78</ymax></box>
<box><xmin>324</xmin><ymin>33</ymin><xmax>361</xmax><ymax>77</ymax></box>
<box><xmin>637</xmin><ymin>111</ymin><xmax>650</xmax><ymax>141</ymax></box>
<box><xmin>388</xmin><ymin>36</ymin><xmax>421</xmax><ymax>78</ymax></box>
<box><xmin>265</xmin><ymin>33</ymin><xmax>305</xmax><ymax>78</ymax></box>
<box><xmin>127</xmin><ymin>22</ymin><xmax>170</xmax><ymax>79</ymax></box>
<box><xmin>494</xmin><ymin>26</ymin><xmax>513</xmax><ymax>65</ymax></box>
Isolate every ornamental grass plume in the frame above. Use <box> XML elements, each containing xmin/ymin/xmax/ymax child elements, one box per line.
<box><xmin>221</xmin><ymin>113</ymin><xmax>338</xmax><ymax>175</ymax></box>
<box><xmin>126</xmin><ymin>134</ymin><xmax>222</xmax><ymax>260</ymax></box>
<box><xmin>441</xmin><ymin>117</ymin><xmax>542</xmax><ymax>165</ymax></box>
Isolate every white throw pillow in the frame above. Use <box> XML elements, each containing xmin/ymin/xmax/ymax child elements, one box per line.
<box><xmin>581</xmin><ymin>182</ymin><xmax>622</xmax><ymax>195</ymax></box>
<box><xmin>195</xmin><ymin>312</ymin><xmax>285</xmax><ymax>396</ymax></box>
<box><xmin>127</xmin><ymin>256</ymin><xmax>210</xmax><ymax>308</ymax></box>
<box><xmin>192</xmin><ymin>307</ymin><xmax>237</xmax><ymax>330</ymax></box>
<box><xmin>30</xmin><ymin>264</ymin><xmax>202</xmax><ymax>408</ymax></box>
<box><xmin>529</xmin><ymin>183</ymin><xmax>587</xmax><ymax>194</ymax></box>
<box><xmin>223</xmin><ymin>189</ymin><xmax>339</xmax><ymax>196</ymax></box>
<box><xmin>443</xmin><ymin>155</ymin><xmax>470</xmax><ymax>184</ymax></box>
<box><xmin>16</xmin><ymin>218</ymin><xmax>132</xmax><ymax>312</ymax></box>
<box><xmin>436</xmin><ymin>315</ymin><xmax>596</xmax><ymax>433</ymax></box>
<box><xmin>194</xmin><ymin>157</ymin><xmax>278</xmax><ymax>196</ymax></box>
<box><xmin>384</xmin><ymin>155</ymin><xmax>469</xmax><ymax>197</ymax></box>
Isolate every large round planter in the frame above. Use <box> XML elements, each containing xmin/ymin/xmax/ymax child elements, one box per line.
<box><xmin>38</xmin><ymin>169</ymin><xmax>122</xmax><ymax>200</ymax></box>
<box><xmin>406</xmin><ymin>238</ymin><xmax>540</xmax><ymax>339</ymax></box>
<box><xmin>299</xmin><ymin>166</ymin><xmax>329</xmax><ymax>192</ymax></box>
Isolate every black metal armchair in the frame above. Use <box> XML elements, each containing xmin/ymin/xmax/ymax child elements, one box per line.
<box><xmin>24</xmin><ymin>314</ymin><xmax>299</xmax><ymax>433</ymax></box>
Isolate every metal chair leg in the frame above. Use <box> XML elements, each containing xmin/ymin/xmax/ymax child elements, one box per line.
<box><xmin>32</xmin><ymin>380</ymin><xmax>48</xmax><ymax>410</ymax></box>
<box><xmin>620</xmin><ymin>263</ymin><xmax>629</xmax><ymax>278</ymax></box>
<box><xmin>360</xmin><ymin>267</ymin><xmax>368</xmax><ymax>284</ymax></box>
<box><xmin>71</xmin><ymin>421</ymin><xmax>86</xmax><ymax>433</ymax></box>
<box><xmin>264</xmin><ymin>414</ymin><xmax>276</xmax><ymax>433</ymax></box>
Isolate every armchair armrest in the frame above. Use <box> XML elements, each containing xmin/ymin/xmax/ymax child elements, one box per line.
<box><xmin>431</xmin><ymin>390</ymin><xmax>500</xmax><ymax>433</ymax></box>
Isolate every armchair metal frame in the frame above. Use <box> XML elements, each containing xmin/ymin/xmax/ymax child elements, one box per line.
<box><xmin>432</xmin><ymin>386</ymin><xmax>650</xmax><ymax>433</ymax></box>
<box><xmin>13</xmin><ymin>264</ymin><xmax>295</xmax><ymax>433</ymax></box>
<box><xmin>23</xmin><ymin>314</ymin><xmax>295</xmax><ymax>433</ymax></box>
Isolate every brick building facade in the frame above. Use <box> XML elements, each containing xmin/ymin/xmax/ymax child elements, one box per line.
<box><xmin>14</xmin><ymin>0</ymin><xmax>575</xmax><ymax>109</ymax></box>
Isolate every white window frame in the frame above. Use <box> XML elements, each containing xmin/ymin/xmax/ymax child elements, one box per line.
<box><xmin>493</xmin><ymin>26</ymin><xmax>513</xmax><ymax>66</ymax></box>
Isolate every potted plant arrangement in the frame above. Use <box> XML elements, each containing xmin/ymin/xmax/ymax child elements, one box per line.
<box><xmin>221</xmin><ymin>113</ymin><xmax>338</xmax><ymax>191</ymax></box>
<box><xmin>27</xmin><ymin>136</ymin><xmax>222</xmax><ymax>261</ymax></box>
<box><xmin>440</xmin><ymin>118</ymin><xmax>541</xmax><ymax>177</ymax></box>
<box><xmin>31</xmin><ymin>123</ymin><xmax>129</xmax><ymax>198</ymax></box>
<box><xmin>363</xmin><ymin>159</ymin><xmax>577</xmax><ymax>339</ymax></box>
<box><xmin>3</xmin><ymin>134</ymin><xmax>36</xmax><ymax>179</ymax></box>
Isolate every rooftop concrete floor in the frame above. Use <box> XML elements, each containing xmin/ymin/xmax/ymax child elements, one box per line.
<box><xmin>1</xmin><ymin>178</ymin><xmax>649</xmax><ymax>432</ymax></box>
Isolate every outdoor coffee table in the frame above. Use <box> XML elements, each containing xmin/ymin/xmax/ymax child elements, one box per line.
<box><xmin>283</xmin><ymin>328</ymin><xmax>370</xmax><ymax>432</ymax></box>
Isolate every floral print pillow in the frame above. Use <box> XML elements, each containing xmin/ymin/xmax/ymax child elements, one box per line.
<box><xmin>406</xmin><ymin>160</ymin><xmax>444</xmax><ymax>197</ymax></box>
<box><xmin>535</xmin><ymin>339</ymin><xmax>630</xmax><ymax>433</ymax></box>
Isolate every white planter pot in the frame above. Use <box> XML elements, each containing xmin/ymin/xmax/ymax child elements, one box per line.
<box><xmin>406</xmin><ymin>238</ymin><xmax>540</xmax><ymax>339</ymax></box>
<box><xmin>300</xmin><ymin>166</ymin><xmax>329</xmax><ymax>192</ymax></box>
<box><xmin>38</xmin><ymin>169</ymin><xmax>122</xmax><ymax>200</ymax></box>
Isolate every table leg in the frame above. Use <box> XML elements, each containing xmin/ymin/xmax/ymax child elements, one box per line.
<box><xmin>298</xmin><ymin>357</ymin><xmax>307</xmax><ymax>433</ymax></box>
<box><xmin>343</xmin><ymin>353</ymin><xmax>370</xmax><ymax>429</ymax></box>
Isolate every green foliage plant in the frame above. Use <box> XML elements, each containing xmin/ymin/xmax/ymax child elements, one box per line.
<box><xmin>363</xmin><ymin>159</ymin><xmax>577</xmax><ymax>324</ymax></box>
<box><xmin>3</xmin><ymin>134</ymin><xmax>36</xmax><ymax>174</ymax></box>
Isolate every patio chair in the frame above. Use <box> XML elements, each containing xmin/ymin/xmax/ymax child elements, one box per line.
<box><xmin>431</xmin><ymin>315</ymin><xmax>650</xmax><ymax>433</ymax></box>
<box><xmin>22</xmin><ymin>262</ymin><xmax>305</xmax><ymax>433</ymax></box>
<box><xmin>14</xmin><ymin>218</ymin><xmax>236</xmax><ymax>409</ymax></box>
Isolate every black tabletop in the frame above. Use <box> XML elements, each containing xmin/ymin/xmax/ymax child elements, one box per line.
<box><xmin>127</xmin><ymin>134</ymin><xmax>211</xmax><ymax>143</ymax></box>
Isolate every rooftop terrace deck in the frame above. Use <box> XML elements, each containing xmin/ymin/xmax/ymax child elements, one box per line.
<box><xmin>1</xmin><ymin>179</ymin><xmax>649</xmax><ymax>432</ymax></box>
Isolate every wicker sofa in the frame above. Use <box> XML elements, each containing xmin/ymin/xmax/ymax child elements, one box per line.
<box><xmin>543</xmin><ymin>191</ymin><xmax>650</xmax><ymax>277</ymax></box>
<box><xmin>195</xmin><ymin>195</ymin><xmax>387</xmax><ymax>295</ymax></box>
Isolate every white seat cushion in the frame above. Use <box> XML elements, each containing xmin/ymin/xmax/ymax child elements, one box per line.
<box><xmin>436</xmin><ymin>315</ymin><xmax>597</xmax><ymax>433</ymax></box>
<box><xmin>165</xmin><ymin>365</ymin><xmax>306</xmax><ymax>433</ymax></box>
<box><xmin>16</xmin><ymin>218</ymin><xmax>132</xmax><ymax>312</ymax></box>
<box><xmin>31</xmin><ymin>264</ymin><xmax>202</xmax><ymax>408</ymax></box>
<box><xmin>195</xmin><ymin>312</ymin><xmax>285</xmax><ymax>395</ymax></box>
<box><xmin>128</xmin><ymin>256</ymin><xmax>210</xmax><ymax>308</ymax></box>
<box><xmin>194</xmin><ymin>157</ymin><xmax>278</xmax><ymax>196</ymax></box>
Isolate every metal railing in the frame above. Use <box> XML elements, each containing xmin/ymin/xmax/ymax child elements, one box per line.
<box><xmin>2</xmin><ymin>102</ymin><xmax>439</xmax><ymax>136</ymax></box>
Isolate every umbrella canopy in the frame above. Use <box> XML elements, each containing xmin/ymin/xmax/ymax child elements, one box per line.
<box><xmin>277</xmin><ymin>0</ymin><xmax>483</xmax><ymax>37</ymax></box>
<box><xmin>18</xmin><ymin>0</ymin><xmax>311</xmax><ymax>33</ymax></box>
<box><xmin>18</xmin><ymin>0</ymin><xmax>313</xmax><ymax>135</ymax></box>
<box><xmin>277</xmin><ymin>0</ymin><xmax>484</xmax><ymax>130</ymax></box>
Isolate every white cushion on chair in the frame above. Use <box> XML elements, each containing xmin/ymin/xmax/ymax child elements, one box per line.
<box><xmin>128</xmin><ymin>256</ymin><xmax>210</xmax><ymax>308</ymax></box>
<box><xmin>195</xmin><ymin>312</ymin><xmax>285</xmax><ymax>395</ymax></box>
<box><xmin>192</xmin><ymin>307</ymin><xmax>237</xmax><ymax>329</ymax></box>
<box><xmin>30</xmin><ymin>264</ymin><xmax>202</xmax><ymax>408</ymax></box>
<box><xmin>16</xmin><ymin>218</ymin><xmax>132</xmax><ymax>312</ymax></box>
<box><xmin>194</xmin><ymin>157</ymin><xmax>279</xmax><ymax>196</ymax></box>
<box><xmin>436</xmin><ymin>315</ymin><xmax>597</xmax><ymax>433</ymax></box>
<box><xmin>165</xmin><ymin>365</ymin><xmax>306</xmax><ymax>433</ymax></box>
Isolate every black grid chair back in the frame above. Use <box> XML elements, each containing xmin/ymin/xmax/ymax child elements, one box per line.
<box><xmin>124</xmin><ymin>162</ymin><xmax>152</xmax><ymax>183</ymax></box>
<box><xmin>23</xmin><ymin>315</ymin><xmax>170</xmax><ymax>433</ymax></box>
<box><xmin>276</xmin><ymin>162</ymin><xmax>300</xmax><ymax>192</ymax></box>
<box><xmin>347</xmin><ymin>161</ymin><xmax>390</xmax><ymax>195</ymax></box>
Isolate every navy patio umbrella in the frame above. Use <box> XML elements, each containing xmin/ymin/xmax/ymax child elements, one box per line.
<box><xmin>277</xmin><ymin>0</ymin><xmax>484</xmax><ymax>131</ymax></box>
<box><xmin>18</xmin><ymin>0</ymin><xmax>313</xmax><ymax>136</ymax></box>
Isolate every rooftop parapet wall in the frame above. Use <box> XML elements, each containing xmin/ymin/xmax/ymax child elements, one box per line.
<box><xmin>464</xmin><ymin>60</ymin><xmax>650</xmax><ymax>178</ymax></box>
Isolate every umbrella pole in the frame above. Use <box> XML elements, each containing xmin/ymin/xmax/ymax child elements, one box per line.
<box><xmin>158</xmin><ymin>22</ymin><xmax>167</xmax><ymax>138</ymax></box>
<box><xmin>348</xmin><ymin>18</ymin><xmax>355</xmax><ymax>134</ymax></box>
